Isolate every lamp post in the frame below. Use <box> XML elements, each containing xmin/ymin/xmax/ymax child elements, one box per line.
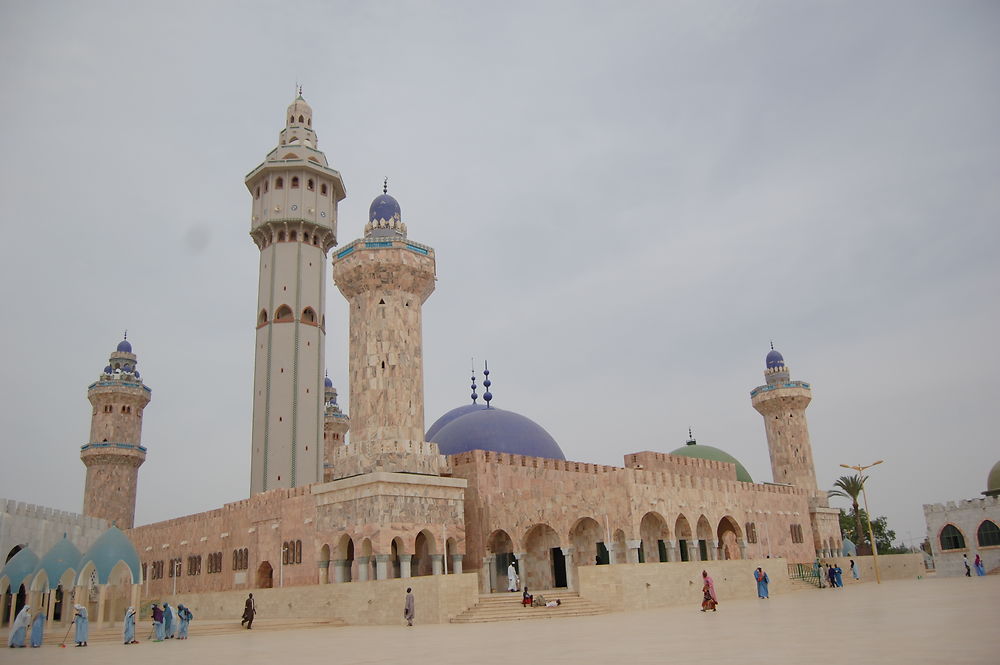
<box><xmin>280</xmin><ymin>545</ymin><xmax>288</xmax><ymax>588</ymax></box>
<box><xmin>172</xmin><ymin>559</ymin><xmax>181</xmax><ymax>596</ymax></box>
<box><xmin>839</xmin><ymin>460</ymin><xmax>884</xmax><ymax>584</ymax></box>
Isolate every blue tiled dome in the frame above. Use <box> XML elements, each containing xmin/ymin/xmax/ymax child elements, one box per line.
<box><xmin>104</xmin><ymin>365</ymin><xmax>113</xmax><ymax>374</ymax></box>
<box><xmin>425</xmin><ymin>404</ymin><xmax>486</xmax><ymax>442</ymax></box>
<box><xmin>324</xmin><ymin>376</ymin><xmax>334</xmax><ymax>388</ymax></box>
<box><xmin>766</xmin><ymin>349</ymin><xmax>784</xmax><ymax>369</ymax></box>
<box><xmin>117</xmin><ymin>339</ymin><xmax>133</xmax><ymax>353</ymax></box>
<box><xmin>76</xmin><ymin>526</ymin><xmax>142</xmax><ymax>584</ymax></box>
<box><xmin>0</xmin><ymin>547</ymin><xmax>39</xmax><ymax>588</ymax></box>
<box><xmin>369</xmin><ymin>194</ymin><xmax>401</xmax><ymax>222</ymax></box>
<box><xmin>430</xmin><ymin>407</ymin><xmax>565</xmax><ymax>460</ymax></box>
<box><xmin>33</xmin><ymin>536</ymin><xmax>82</xmax><ymax>588</ymax></box>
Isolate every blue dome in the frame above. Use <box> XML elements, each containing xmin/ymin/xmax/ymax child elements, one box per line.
<box><xmin>431</xmin><ymin>407</ymin><xmax>565</xmax><ymax>460</ymax></box>
<box><xmin>369</xmin><ymin>194</ymin><xmax>401</xmax><ymax>222</ymax></box>
<box><xmin>426</xmin><ymin>404</ymin><xmax>486</xmax><ymax>442</ymax></box>
<box><xmin>117</xmin><ymin>339</ymin><xmax>132</xmax><ymax>353</ymax></box>
<box><xmin>76</xmin><ymin>526</ymin><xmax>142</xmax><ymax>584</ymax></box>
<box><xmin>0</xmin><ymin>547</ymin><xmax>39</xmax><ymax>589</ymax></box>
<box><xmin>33</xmin><ymin>536</ymin><xmax>82</xmax><ymax>588</ymax></box>
<box><xmin>104</xmin><ymin>365</ymin><xmax>113</xmax><ymax>374</ymax></box>
<box><xmin>324</xmin><ymin>376</ymin><xmax>334</xmax><ymax>388</ymax></box>
<box><xmin>766</xmin><ymin>349</ymin><xmax>785</xmax><ymax>369</ymax></box>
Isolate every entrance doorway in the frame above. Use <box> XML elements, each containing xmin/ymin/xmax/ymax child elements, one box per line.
<box><xmin>256</xmin><ymin>561</ymin><xmax>273</xmax><ymax>588</ymax></box>
<box><xmin>551</xmin><ymin>548</ymin><xmax>567</xmax><ymax>587</ymax></box>
<box><xmin>678</xmin><ymin>539</ymin><xmax>689</xmax><ymax>562</ymax></box>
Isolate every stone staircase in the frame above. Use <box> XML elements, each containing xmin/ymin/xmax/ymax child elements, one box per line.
<box><xmin>787</xmin><ymin>576</ymin><xmax>822</xmax><ymax>591</ymax></box>
<box><xmin>38</xmin><ymin>617</ymin><xmax>344</xmax><ymax>645</ymax></box>
<box><xmin>450</xmin><ymin>591</ymin><xmax>607</xmax><ymax>624</ymax></box>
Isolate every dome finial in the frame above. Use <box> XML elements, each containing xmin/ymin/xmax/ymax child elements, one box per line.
<box><xmin>383</xmin><ymin>177</ymin><xmax>388</xmax><ymax>195</ymax></box>
<box><xmin>482</xmin><ymin>360</ymin><xmax>493</xmax><ymax>409</ymax></box>
<box><xmin>686</xmin><ymin>427</ymin><xmax>696</xmax><ymax>446</ymax></box>
<box><xmin>470</xmin><ymin>358</ymin><xmax>478</xmax><ymax>404</ymax></box>
<box><xmin>770</xmin><ymin>339</ymin><xmax>774</xmax><ymax>350</ymax></box>
<box><xmin>124</xmin><ymin>329</ymin><xmax>127</xmax><ymax>340</ymax></box>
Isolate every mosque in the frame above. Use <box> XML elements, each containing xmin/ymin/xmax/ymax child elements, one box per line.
<box><xmin>2</xmin><ymin>94</ymin><xmax>846</xmax><ymax>628</ymax></box>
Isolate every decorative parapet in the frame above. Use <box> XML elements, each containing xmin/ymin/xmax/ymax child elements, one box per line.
<box><xmin>923</xmin><ymin>496</ymin><xmax>999</xmax><ymax>514</ymax></box>
<box><xmin>0</xmin><ymin>499</ymin><xmax>109</xmax><ymax>530</ymax></box>
<box><xmin>750</xmin><ymin>380</ymin><xmax>811</xmax><ymax>398</ymax></box>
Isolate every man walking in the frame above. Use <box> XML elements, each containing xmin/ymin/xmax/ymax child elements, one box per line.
<box><xmin>241</xmin><ymin>593</ymin><xmax>256</xmax><ymax>629</ymax></box>
<box><xmin>403</xmin><ymin>588</ymin><xmax>415</xmax><ymax>627</ymax></box>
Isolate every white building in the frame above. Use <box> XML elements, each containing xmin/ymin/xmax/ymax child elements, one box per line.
<box><xmin>923</xmin><ymin>460</ymin><xmax>1000</xmax><ymax>576</ymax></box>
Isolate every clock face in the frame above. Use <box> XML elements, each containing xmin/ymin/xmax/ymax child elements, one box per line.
<box><xmin>291</xmin><ymin>204</ymin><xmax>299</xmax><ymax>212</ymax></box>
<box><xmin>320</xmin><ymin>211</ymin><xmax>327</xmax><ymax>218</ymax></box>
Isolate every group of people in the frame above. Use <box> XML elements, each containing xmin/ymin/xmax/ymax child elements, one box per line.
<box><xmin>963</xmin><ymin>554</ymin><xmax>987</xmax><ymax>577</ymax></box>
<box><xmin>7</xmin><ymin>603</ymin><xmax>90</xmax><ymax>648</ymax></box>
<box><xmin>150</xmin><ymin>602</ymin><xmax>194</xmax><ymax>641</ymax></box>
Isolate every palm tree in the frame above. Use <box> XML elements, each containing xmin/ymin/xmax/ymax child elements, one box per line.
<box><xmin>829</xmin><ymin>474</ymin><xmax>868</xmax><ymax>550</ymax></box>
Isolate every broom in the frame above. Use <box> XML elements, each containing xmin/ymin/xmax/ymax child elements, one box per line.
<box><xmin>59</xmin><ymin>621</ymin><xmax>74</xmax><ymax>648</ymax></box>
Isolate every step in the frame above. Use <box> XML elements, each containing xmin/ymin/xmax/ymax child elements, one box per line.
<box><xmin>450</xmin><ymin>591</ymin><xmax>608</xmax><ymax>624</ymax></box>
<box><xmin>37</xmin><ymin>618</ymin><xmax>343</xmax><ymax>645</ymax></box>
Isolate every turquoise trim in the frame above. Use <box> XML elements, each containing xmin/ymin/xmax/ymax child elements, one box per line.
<box><xmin>405</xmin><ymin>244</ymin><xmax>429</xmax><ymax>255</ymax></box>
<box><xmin>365</xmin><ymin>241</ymin><xmax>392</xmax><ymax>248</ymax></box>
<box><xmin>80</xmin><ymin>442</ymin><xmax>147</xmax><ymax>453</ymax></box>
<box><xmin>336</xmin><ymin>246</ymin><xmax>355</xmax><ymax>259</ymax></box>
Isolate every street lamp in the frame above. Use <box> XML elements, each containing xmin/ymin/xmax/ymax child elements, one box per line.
<box><xmin>840</xmin><ymin>460</ymin><xmax>884</xmax><ymax>584</ymax></box>
<box><xmin>172</xmin><ymin>559</ymin><xmax>182</xmax><ymax>596</ymax></box>
<box><xmin>280</xmin><ymin>545</ymin><xmax>288</xmax><ymax>588</ymax></box>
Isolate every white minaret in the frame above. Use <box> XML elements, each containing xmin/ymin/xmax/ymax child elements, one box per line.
<box><xmin>245</xmin><ymin>92</ymin><xmax>346</xmax><ymax>494</ymax></box>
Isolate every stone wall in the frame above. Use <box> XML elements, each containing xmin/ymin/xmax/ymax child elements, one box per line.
<box><xmin>577</xmin><ymin>558</ymin><xmax>790</xmax><ymax>612</ymax></box>
<box><xmin>923</xmin><ymin>496</ymin><xmax>1000</xmax><ymax>576</ymax></box>
<box><xmin>821</xmin><ymin>553</ymin><xmax>924</xmax><ymax>582</ymax></box>
<box><xmin>0</xmin><ymin>499</ymin><xmax>108</xmax><ymax>564</ymax></box>
<box><xmin>150</xmin><ymin>570</ymin><xmax>479</xmax><ymax>625</ymax></box>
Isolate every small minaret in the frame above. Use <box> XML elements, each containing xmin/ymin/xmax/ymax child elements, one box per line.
<box><xmin>331</xmin><ymin>182</ymin><xmax>440</xmax><ymax>477</ymax></box>
<box><xmin>751</xmin><ymin>345</ymin><xmax>818</xmax><ymax>490</ymax></box>
<box><xmin>81</xmin><ymin>336</ymin><xmax>151</xmax><ymax>529</ymax></box>
<box><xmin>245</xmin><ymin>93</ymin><xmax>347</xmax><ymax>494</ymax></box>
<box><xmin>322</xmin><ymin>373</ymin><xmax>350</xmax><ymax>482</ymax></box>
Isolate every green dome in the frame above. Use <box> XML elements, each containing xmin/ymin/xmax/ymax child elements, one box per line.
<box><xmin>668</xmin><ymin>440</ymin><xmax>753</xmax><ymax>483</ymax></box>
<box><xmin>986</xmin><ymin>460</ymin><xmax>1000</xmax><ymax>497</ymax></box>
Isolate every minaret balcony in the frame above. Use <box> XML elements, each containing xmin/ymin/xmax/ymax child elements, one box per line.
<box><xmin>750</xmin><ymin>380</ymin><xmax>811</xmax><ymax>398</ymax></box>
<box><xmin>80</xmin><ymin>442</ymin><xmax>147</xmax><ymax>453</ymax></box>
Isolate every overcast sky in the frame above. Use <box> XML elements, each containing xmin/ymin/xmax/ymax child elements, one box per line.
<box><xmin>1</xmin><ymin>1</ymin><xmax>997</xmax><ymax>550</ymax></box>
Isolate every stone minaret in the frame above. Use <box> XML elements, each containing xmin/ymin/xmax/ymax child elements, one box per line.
<box><xmin>245</xmin><ymin>93</ymin><xmax>347</xmax><ymax>494</ymax></box>
<box><xmin>331</xmin><ymin>185</ymin><xmax>441</xmax><ymax>478</ymax></box>
<box><xmin>81</xmin><ymin>337</ymin><xmax>151</xmax><ymax>529</ymax></box>
<box><xmin>751</xmin><ymin>346</ymin><xmax>818</xmax><ymax>489</ymax></box>
<box><xmin>322</xmin><ymin>374</ymin><xmax>350</xmax><ymax>482</ymax></box>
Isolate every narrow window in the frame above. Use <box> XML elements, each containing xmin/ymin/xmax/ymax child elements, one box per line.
<box><xmin>290</xmin><ymin>231</ymin><xmax>297</xmax><ymax>241</ymax></box>
<box><xmin>320</xmin><ymin>183</ymin><xmax>328</xmax><ymax>196</ymax></box>
<box><xmin>298</xmin><ymin>115</ymin><xmax>304</xmax><ymax>123</ymax></box>
<box><xmin>307</xmin><ymin>178</ymin><xmax>314</xmax><ymax>191</ymax></box>
<box><xmin>275</xmin><ymin>305</ymin><xmax>293</xmax><ymax>322</ymax></box>
<box><xmin>258</xmin><ymin>309</ymin><xmax>268</xmax><ymax>325</ymax></box>
<box><xmin>255</xmin><ymin>186</ymin><xmax>260</xmax><ymax>199</ymax></box>
<box><xmin>291</xmin><ymin>176</ymin><xmax>300</xmax><ymax>189</ymax></box>
<box><xmin>276</xmin><ymin>177</ymin><xmax>284</xmax><ymax>189</ymax></box>
<box><xmin>264</xmin><ymin>180</ymin><xmax>269</xmax><ymax>193</ymax></box>
<box><xmin>301</xmin><ymin>307</ymin><xmax>316</xmax><ymax>324</ymax></box>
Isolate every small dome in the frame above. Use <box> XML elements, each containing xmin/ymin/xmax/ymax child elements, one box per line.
<box><xmin>33</xmin><ymin>536</ymin><xmax>82</xmax><ymax>587</ymax></box>
<box><xmin>986</xmin><ymin>460</ymin><xmax>1000</xmax><ymax>496</ymax></box>
<box><xmin>324</xmin><ymin>376</ymin><xmax>334</xmax><ymax>388</ymax></box>
<box><xmin>766</xmin><ymin>349</ymin><xmax>784</xmax><ymax>369</ymax></box>
<box><xmin>426</xmin><ymin>404</ymin><xmax>486</xmax><ymax>442</ymax></box>
<box><xmin>76</xmin><ymin>526</ymin><xmax>142</xmax><ymax>585</ymax></box>
<box><xmin>287</xmin><ymin>95</ymin><xmax>312</xmax><ymax>122</ymax></box>
<box><xmin>123</xmin><ymin>365</ymin><xmax>132</xmax><ymax>373</ymax></box>
<box><xmin>668</xmin><ymin>440</ymin><xmax>753</xmax><ymax>483</ymax></box>
<box><xmin>103</xmin><ymin>365</ymin><xmax>113</xmax><ymax>374</ymax></box>
<box><xmin>117</xmin><ymin>339</ymin><xmax>133</xmax><ymax>353</ymax></box>
<box><xmin>134</xmin><ymin>371</ymin><xmax>140</xmax><ymax>379</ymax></box>
<box><xmin>0</xmin><ymin>547</ymin><xmax>39</xmax><ymax>588</ymax></box>
<box><xmin>369</xmin><ymin>194</ymin><xmax>401</xmax><ymax>223</ymax></box>
<box><xmin>431</xmin><ymin>407</ymin><xmax>566</xmax><ymax>460</ymax></box>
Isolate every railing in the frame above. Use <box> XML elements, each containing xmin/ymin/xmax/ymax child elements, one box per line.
<box><xmin>751</xmin><ymin>381</ymin><xmax>811</xmax><ymax>397</ymax></box>
<box><xmin>787</xmin><ymin>562</ymin><xmax>822</xmax><ymax>587</ymax></box>
<box><xmin>80</xmin><ymin>442</ymin><xmax>147</xmax><ymax>453</ymax></box>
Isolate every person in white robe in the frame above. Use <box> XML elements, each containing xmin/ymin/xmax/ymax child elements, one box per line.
<box><xmin>7</xmin><ymin>605</ymin><xmax>30</xmax><ymax>648</ymax></box>
<box><xmin>123</xmin><ymin>606</ymin><xmax>137</xmax><ymax>644</ymax></box>
<box><xmin>507</xmin><ymin>562</ymin><xmax>519</xmax><ymax>591</ymax></box>
<box><xmin>73</xmin><ymin>604</ymin><xmax>89</xmax><ymax>646</ymax></box>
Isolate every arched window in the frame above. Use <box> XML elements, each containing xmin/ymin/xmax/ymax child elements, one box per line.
<box><xmin>282</xmin><ymin>542</ymin><xmax>289</xmax><ymax>565</ymax></box>
<box><xmin>303</xmin><ymin>232</ymin><xmax>310</xmax><ymax>243</ymax></box>
<box><xmin>295</xmin><ymin>540</ymin><xmax>302</xmax><ymax>564</ymax></box>
<box><xmin>233</xmin><ymin>550</ymin><xmax>238</xmax><ymax>570</ymax></box>
<box><xmin>283</xmin><ymin>152</ymin><xmax>300</xmax><ymax>159</ymax></box>
<box><xmin>978</xmin><ymin>520</ymin><xmax>1000</xmax><ymax>547</ymax></box>
<box><xmin>291</xmin><ymin>176</ymin><xmax>299</xmax><ymax>189</ymax></box>
<box><xmin>274</xmin><ymin>305</ymin><xmax>293</xmax><ymax>322</ymax></box>
<box><xmin>264</xmin><ymin>180</ymin><xmax>269</xmax><ymax>193</ymax></box>
<box><xmin>275</xmin><ymin>177</ymin><xmax>284</xmax><ymax>189</ymax></box>
<box><xmin>940</xmin><ymin>524</ymin><xmax>966</xmax><ymax>550</ymax></box>
<box><xmin>307</xmin><ymin>178</ymin><xmax>314</xmax><ymax>191</ymax></box>
<box><xmin>289</xmin><ymin>115</ymin><xmax>294</xmax><ymax>124</ymax></box>
<box><xmin>278</xmin><ymin>231</ymin><xmax>286</xmax><ymax>242</ymax></box>
<box><xmin>290</xmin><ymin>231</ymin><xmax>297</xmax><ymax>241</ymax></box>
<box><xmin>321</xmin><ymin>183</ymin><xmax>328</xmax><ymax>196</ymax></box>
<box><xmin>298</xmin><ymin>115</ymin><xmax>304</xmax><ymax>123</ymax></box>
<box><xmin>258</xmin><ymin>309</ymin><xmax>268</xmax><ymax>325</ymax></box>
<box><xmin>255</xmin><ymin>186</ymin><xmax>260</xmax><ymax>199</ymax></box>
<box><xmin>301</xmin><ymin>307</ymin><xmax>316</xmax><ymax>324</ymax></box>
<box><xmin>307</xmin><ymin>118</ymin><xmax>311</xmax><ymax>127</ymax></box>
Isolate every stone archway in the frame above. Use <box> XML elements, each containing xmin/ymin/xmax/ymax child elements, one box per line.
<box><xmin>675</xmin><ymin>514</ymin><xmax>693</xmax><ymax>562</ymax></box>
<box><xmin>640</xmin><ymin>512</ymin><xmax>672</xmax><ymax>562</ymax></box>
<box><xmin>717</xmin><ymin>517</ymin><xmax>743</xmax><ymax>560</ymax></box>
<box><xmin>569</xmin><ymin>517</ymin><xmax>603</xmax><ymax>566</ymax></box>
<box><xmin>696</xmin><ymin>515</ymin><xmax>713</xmax><ymax>560</ymax></box>
<box><xmin>413</xmin><ymin>530</ymin><xmax>437</xmax><ymax>577</ymax></box>
<box><xmin>487</xmin><ymin>530</ymin><xmax>515</xmax><ymax>591</ymax></box>
<box><xmin>319</xmin><ymin>544</ymin><xmax>331</xmax><ymax>584</ymax></box>
<box><xmin>256</xmin><ymin>561</ymin><xmax>273</xmax><ymax>588</ymax></box>
<box><xmin>523</xmin><ymin>524</ymin><xmax>563</xmax><ymax>590</ymax></box>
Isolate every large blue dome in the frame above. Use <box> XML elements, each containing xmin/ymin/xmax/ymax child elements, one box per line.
<box><xmin>116</xmin><ymin>339</ymin><xmax>133</xmax><ymax>353</ymax></box>
<box><xmin>425</xmin><ymin>404</ymin><xmax>486</xmax><ymax>442</ymax></box>
<box><xmin>77</xmin><ymin>526</ymin><xmax>142</xmax><ymax>584</ymax></box>
<box><xmin>766</xmin><ymin>349</ymin><xmax>784</xmax><ymax>369</ymax></box>
<box><xmin>33</xmin><ymin>536</ymin><xmax>82</xmax><ymax>587</ymax></box>
<box><xmin>430</xmin><ymin>407</ymin><xmax>565</xmax><ymax>460</ymax></box>
<box><xmin>369</xmin><ymin>194</ymin><xmax>401</xmax><ymax>223</ymax></box>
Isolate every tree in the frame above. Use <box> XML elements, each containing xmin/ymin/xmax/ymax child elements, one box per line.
<box><xmin>838</xmin><ymin>508</ymin><xmax>909</xmax><ymax>555</ymax></box>
<box><xmin>829</xmin><ymin>474</ymin><xmax>867</xmax><ymax>547</ymax></box>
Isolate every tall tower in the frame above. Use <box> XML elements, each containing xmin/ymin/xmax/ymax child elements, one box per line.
<box><xmin>331</xmin><ymin>186</ymin><xmax>441</xmax><ymax>478</ymax></box>
<box><xmin>750</xmin><ymin>346</ymin><xmax>818</xmax><ymax>489</ymax></box>
<box><xmin>81</xmin><ymin>337</ymin><xmax>151</xmax><ymax>529</ymax></box>
<box><xmin>322</xmin><ymin>374</ymin><xmax>350</xmax><ymax>482</ymax></box>
<box><xmin>245</xmin><ymin>93</ymin><xmax>346</xmax><ymax>494</ymax></box>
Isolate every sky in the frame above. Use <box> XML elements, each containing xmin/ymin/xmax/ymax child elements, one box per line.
<box><xmin>1</xmin><ymin>1</ymin><xmax>998</xmax><ymax>550</ymax></box>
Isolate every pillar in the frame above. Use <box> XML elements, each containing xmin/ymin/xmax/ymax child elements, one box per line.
<box><xmin>561</xmin><ymin>547</ymin><xmax>577</xmax><ymax>591</ymax></box>
<box><xmin>357</xmin><ymin>556</ymin><xmax>370</xmax><ymax>582</ymax></box>
<box><xmin>318</xmin><ymin>560</ymin><xmax>330</xmax><ymax>584</ymax></box>
<box><xmin>450</xmin><ymin>554</ymin><xmax>464</xmax><ymax>575</ymax></box>
<box><xmin>739</xmin><ymin>541</ymin><xmax>748</xmax><ymax>560</ymax></box>
<box><xmin>332</xmin><ymin>560</ymin><xmax>347</xmax><ymax>583</ymax></box>
<box><xmin>375</xmin><ymin>554</ymin><xmax>390</xmax><ymax>580</ymax></box>
<box><xmin>626</xmin><ymin>540</ymin><xmax>641</xmax><ymax>564</ymax></box>
<box><xmin>686</xmin><ymin>541</ymin><xmax>699</xmax><ymax>562</ymax></box>
<box><xmin>46</xmin><ymin>589</ymin><xmax>56</xmax><ymax>624</ymax></box>
<box><xmin>666</xmin><ymin>540</ymin><xmax>678</xmax><ymax>562</ymax></box>
<box><xmin>399</xmin><ymin>554</ymin><xmax>412</xmax><ymax>579</ymax></box>
<box><xmin>96</xmin><ymin>584</ymin><xmax>108</xmax><ymax>627</ymax></box>
<box><xmin>606</xmin><ymin>543</ymin><xmax>618</xmax><ymax>565</ymax></box>
<box><xmin>481</xmin><ymin>557</ymin><xmax>494</xmax><ymax>593</ymax></box>
<box><xmin>514</xmin><ymin>552</ymin><xmax>527</xmax><ymax>587</ymax></box>
<box><xmin>430</xmin><ymin>554</ymin><xmax>444</xmax><ymax>576</ymax></box>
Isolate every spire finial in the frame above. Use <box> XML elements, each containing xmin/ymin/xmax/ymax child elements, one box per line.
<box><xmin>299</xmin><ymin>84</ymin><xmax>303</xmax><ymax>97</ymax></box>
<box><xmin>470</xmin><ymin>358</ymin><xmax>478</xmax><ymax>404</ymax></box>
<box><xmin>383</xmin><ymin>177</ymin><xmax>388</xmax><ymax>195</ymax></box>
<box><xmin>124</xmin><ymin>329</ymin><xmax>127</xmax><ymax>340</ymax></box>
<box><xmin>770</xmin><ymin>339</ymin><xmax>774</xmax><ymax>350</ymax></box>
<box><xmin>686</xmin><ymin>427</ymin><xmax>696</xmax><ymax>446</ymax></box>
<box><xmin>482</xmin><ymin>360</ymin><xmax>492</xmax><ymax>408</ymax></box>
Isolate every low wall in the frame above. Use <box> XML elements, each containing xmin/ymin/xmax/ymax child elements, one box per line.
<box><xmin>822</xmin><ymin>553</ymin><xmax>924</xmax><ymax>582</ymax></box>
<box><xmin>578</xmin><ymin>559</ymin><xmax>788</xmax><ymax>612</ymax></box>
<box><xmin>147</xmin><ymin>572</ymin><xmax>479</xmax><ymax>626</ymax></box>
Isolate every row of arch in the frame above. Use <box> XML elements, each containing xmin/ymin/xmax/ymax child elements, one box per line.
<box><xmin>254</xmin><ymin>177</ymin><xmax>329</xmax><ymax>199</ymax></box>
<box><xmin>258</xmin><ymin>306</ymin><xmax>319</xmax><ymax>326</ymax></box>
<box><xmin>253</xmin><ymin>226</ymin><xmax>331</xmax><ymax>251</ymax></box>
<box><xmin>940</xmin><ymin>520</ymin><xmax>1000</xmax><ymax>550</ymax></box>
<box><xmin>289</xmin><ymin>114</ymin><xmax>310</xmax><ymax>126</ymax></box>
<box><xmin>315</xmin><ymin>530</ymin><xmax>463</xmax><ymax>584</ymax></box>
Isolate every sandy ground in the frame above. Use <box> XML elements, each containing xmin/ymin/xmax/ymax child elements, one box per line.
<box><xmin>2</xmin><ymin>575</ymin><xmax>998</xmax><ymax>665</ymax></box>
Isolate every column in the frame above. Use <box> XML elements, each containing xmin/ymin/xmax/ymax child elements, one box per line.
<box><xmin>514</xmin><ymin>552</ymin><xmax>527</xmax><ymax>588</ymax></box>
<box><xmin>606</xmin><ymin>543</ymin><xmax>618</xmax><ymax>565</ymax></box>
<box><xmin>399</xmin><ymin>554</ymin><xmax>412</xmax><ymax>579</ymax></box>
<box><xmin>96</xmin><ymin>584</ymin><xmax>108</xmax><ymax>627</ymax></box>
<box><xmin>375</xmin><ymin>554</ymin><xmax>390</xmax><ymax>580</ymax></box>
<box><xmin>739</xmin><ymin>541</ymin><xmax>748</xmax><ymax>560</ymax></box>
<box><xmin>450</xmin><ymin>554</ymin><xmax>464</xmax><ymax>574</ymax></box>
<box><xmin>561</xmin><ymin>547</ymin><xmax>576</xmax><ymax>591</ymax></box>
<box><xmin>46</xmin><ymin>589</ymin><xmax>56</xmax><ymax>624</ymax></box>
<box><xmin>707</xmin><ymin>540</ymin><xmax>718</xmax><ymax>561</ymax></box>
<box><xmin>357</xmin><ymin>556</ymin><xmax>370</xmax><ymax>582</ymax></box>
<box><xmin>625</xmin><ymin>540</ymin><xmax>641</xmax><ymax>564</ymax></box>
<box><xmin>666</xmin><ymin>540</ymin><xmax>677</xmax><ymax>562</ymax></box>
<box><xmin>332</xmin><ymin>560</ymin><xmax>346</xmax><ymax>583</ymax></box>
<box><xmin>430</xmin><ymin>554</ymin><xmax>444</xmax><ymax>576</ymax></box>
<box><xmin>481</xmin><ymin>556</ymin><xmax>494</xmax><ymax>593</ymax></box>
<box><xmin>318</xmin><ymin>560</ymin><xmax>330</xmax><ymax>584</ymax></box>
<box><xmin>686</xmin><ymin>541</ymin><xmax>699</xmax><ymax>562</ymax></box>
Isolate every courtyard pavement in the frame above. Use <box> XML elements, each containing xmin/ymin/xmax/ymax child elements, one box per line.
<box><xmin>2</xmin><ymin>575</ymin><xmax>997</xmax><ymax>664</ymax></box>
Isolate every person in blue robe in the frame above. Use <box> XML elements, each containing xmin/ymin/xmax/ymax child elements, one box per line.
<box><xmin>30</xmin><ymin>611</ymin><xmax>44</xmax><ymax>647</ymax></box>
<box><xmin>123</xmin><ymin>606</ymin><xmax>137</xmax><ymax>644</ymax></box>
<box><xmin>833</xmin><ymin>565</ymin><xmax>844</xmax><ymax>587</ymax></box>
<box><xmin>73</xmin><ymin>604</ymin><xmax>88</xmax><ymax>646</ymax></box>
<box><xmin>177</xmin><ymin>604</ymin><xmax>193</xmax><ymax>639</ymax></box>
<box><xmin>7</xmin><ymin>605</ymin><xmax>30</xmax><ymax>648</ymax></box>
<box><xmin>163</xmin><ymin>603</ymin><xmax>174</xmax><ymax>638</ymax></box>
<box><xmin>151</xmin><ymin>603</ymin><xmax>164</xmax><ymax>641</ymax></box>
<box><xmin>754</xmin><ymin>567</ymin><xmax>769</xmax><ymax>598</ymax></box>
